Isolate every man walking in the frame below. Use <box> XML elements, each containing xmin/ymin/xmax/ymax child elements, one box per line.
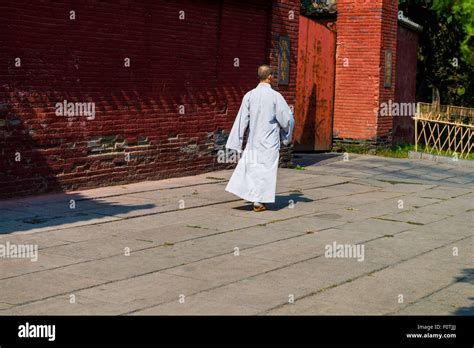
<box><xmin>225</xmin><ymin>65</ymin><xmax>294</xmax><ymax>212</ymax></box>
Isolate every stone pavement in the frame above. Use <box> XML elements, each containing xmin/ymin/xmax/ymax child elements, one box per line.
<box><xmin>0</xmin><ymin>154</ymin><xmax>472</xmax><ymax>315</ymax></box>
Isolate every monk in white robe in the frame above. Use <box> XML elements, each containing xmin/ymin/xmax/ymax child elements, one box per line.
<box><xmin>225</xmin><ymin>65</ymin><xmax>295</xmax><ymax>212</ymax></box>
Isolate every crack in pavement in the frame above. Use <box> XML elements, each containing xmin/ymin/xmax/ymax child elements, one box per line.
<box><xmin>259</xmin><ymin>234</ymin><xmax>473</xmax><ymax>315</ymax></box>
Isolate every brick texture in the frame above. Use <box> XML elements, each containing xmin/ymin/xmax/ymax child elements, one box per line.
<box><xmin>0</xmin><ymin>0</ymin><xmax>300</xmax><ymax>198</ymax></box>
<box><xmin>333</xmin><ymin>0</ymin><xmax>398</xmax><ymax>143</ymax></box>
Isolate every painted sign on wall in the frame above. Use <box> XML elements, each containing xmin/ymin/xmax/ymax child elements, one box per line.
<box><xmin>384</xmin><ymin>49</ymin><xmax>393</xmax><ymax>88</ymax></box>
<box><xmin>278</xmin><ymin>36</ymin><xmax>291</xmax><ymax>85</ymax></box>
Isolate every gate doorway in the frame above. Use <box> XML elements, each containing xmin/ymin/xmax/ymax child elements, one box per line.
<box><xmin>294</xmin><ymin>16</ymin><xmax>336</xmax><ymax>151</ymax></box>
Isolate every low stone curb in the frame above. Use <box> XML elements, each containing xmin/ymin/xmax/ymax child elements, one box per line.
<box><xmin>408</xmin><ymin>151</ymin><xmax>474</xmax><ymax>168</ymax></box>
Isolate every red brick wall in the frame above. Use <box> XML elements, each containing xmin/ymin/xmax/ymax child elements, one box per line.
<box><xmin>0</xmin><ymin>0</ymin><xmax>299</xmax><ymax>199</ymax></box>
<box><xmin>333</xmin><ymin>0</ymin><xmax>398</xmax><ymax>142</ymax></box>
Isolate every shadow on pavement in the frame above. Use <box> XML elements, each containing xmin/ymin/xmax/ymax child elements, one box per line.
<box><xmin>231</xmin><ymin>193</ymin><xmax>313</xmax><ymax>211</ymax></box>
<box><xmin>453</xmin><ymin>268</ymin><xmax>474</xmax><ymax>316</ymax></box>
<box><xmin>293</xmin><ymin>152</ymin><xmax>343</xmax><ymax>167</ymax></box>
<box><xmin>0</xmin><ymin>192</ymin><xmax>155</xmax><ymax>235</ymax></box>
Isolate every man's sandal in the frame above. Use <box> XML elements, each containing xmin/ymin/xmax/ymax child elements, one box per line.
<box><xmin>253</xmin><ymin>204</ymin><xmax>267</xmax><ymax>212</ymax></box>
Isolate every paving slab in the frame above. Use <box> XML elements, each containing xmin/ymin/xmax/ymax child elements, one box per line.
<box><xmin>0</xmin><ymin>212</ymin><xmax>121</xmax><ymax>235</ymax></box>
<box><xmin>40</xmin><ymin>236</ymin><xmax>156</xmax><ymax>261</ymax></box>
<box><xmin>322</xmin><ymin>191</ymin><xmax>405</xmax><ymax>207</ymax></box>
<box><xmin>0</xmin><ymin>269</ymin><xmax>103</xmax><ymax>305</ymax></box>
<box><xmin>163</xmin><ymin>253</ymin><xmax>287</xmax><ymax>286</ymax></box>
<box><xmin>4</xmin><ymin>295</ymin><xmax>130</xmax><ymax>315</ymax></box>
<box><xmin>75</xmin><ymin>272</ymin><xmax>212</xmax><ymax>313</ymax></box>
<box><xmin>0</xmin><ymin>253</ymin><xmax>81</xmax><ymax>280</ymax></box>
<box><xmin>132</xmin><ymin>295</ymin><xmax>260</xmax><ymax>315</ymax></box>
<box><xmin>337</xmin><ymin>218</ymin><xmax>412</xmax><ymax>235</ymax></box>
<box><xmin>242</xmin><ymin>228</ymin><xmax>381</xmax><ymax>263</ymax></box>
<box><xmin>203</xmin><ymin>255</ymin><xmax>387</xmax><ymax>313</ymax></box>
<box><xmin>268</xmin><ymin>244</ymin><xmax>470</xmax><ymax>315</ymax></box>
<box><xmin>375</xmin><ymin>210</ymin><xmax>451</xmax><ymax>225</ymax></box>
<box><xmin>308</xmin><ymin>202</ymin><xmax>404</xmax><ymax>223</ymax></box>
<box><xmin>361</xmin><ymin>231</ymin><xmax>465</xmax><ymax>266</ymax></box>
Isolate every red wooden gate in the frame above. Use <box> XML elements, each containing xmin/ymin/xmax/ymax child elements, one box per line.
<box><xmin>294</xmin><ymin>16</ymin><xmax>336</xmax><ymax>151</ymax></box>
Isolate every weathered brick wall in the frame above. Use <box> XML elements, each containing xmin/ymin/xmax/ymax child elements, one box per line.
<box><xmin>0</xmin><ymin>0</ymin><xmax>299</xmax><ymax>199</ymax></box>
<box><xmin>333</xmin><ymin>0</ymin><xmax>398</xmax><ymax>143</ymax></box>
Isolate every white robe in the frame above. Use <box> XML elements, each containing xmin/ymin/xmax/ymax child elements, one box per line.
<box><xmin>225</xmin><ymin>82</ymin><xmax>295</xmax><ymax>203</ymax></box>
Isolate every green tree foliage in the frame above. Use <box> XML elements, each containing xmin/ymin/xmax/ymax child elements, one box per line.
<box><xmin>399</xmin><ymin>0</ymin><xmax>473</xmax><ymax>106</ymax></box>
<box><xmin>301</xmin><ymin>0</ymin><xmax>337</xmax><ymax>17</ymax></box>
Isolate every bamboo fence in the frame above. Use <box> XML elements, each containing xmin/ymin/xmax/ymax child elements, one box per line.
<box><xmin>414</xmin><ymin>102</ymin><xmax>473</xmax><ymax>159</ymax></box>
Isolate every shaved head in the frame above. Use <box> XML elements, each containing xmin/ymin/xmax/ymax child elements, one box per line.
<box><xmin>257</xmin><ymin>65</ymin><xmax>273</xmax><ymax>81</ymax></box>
